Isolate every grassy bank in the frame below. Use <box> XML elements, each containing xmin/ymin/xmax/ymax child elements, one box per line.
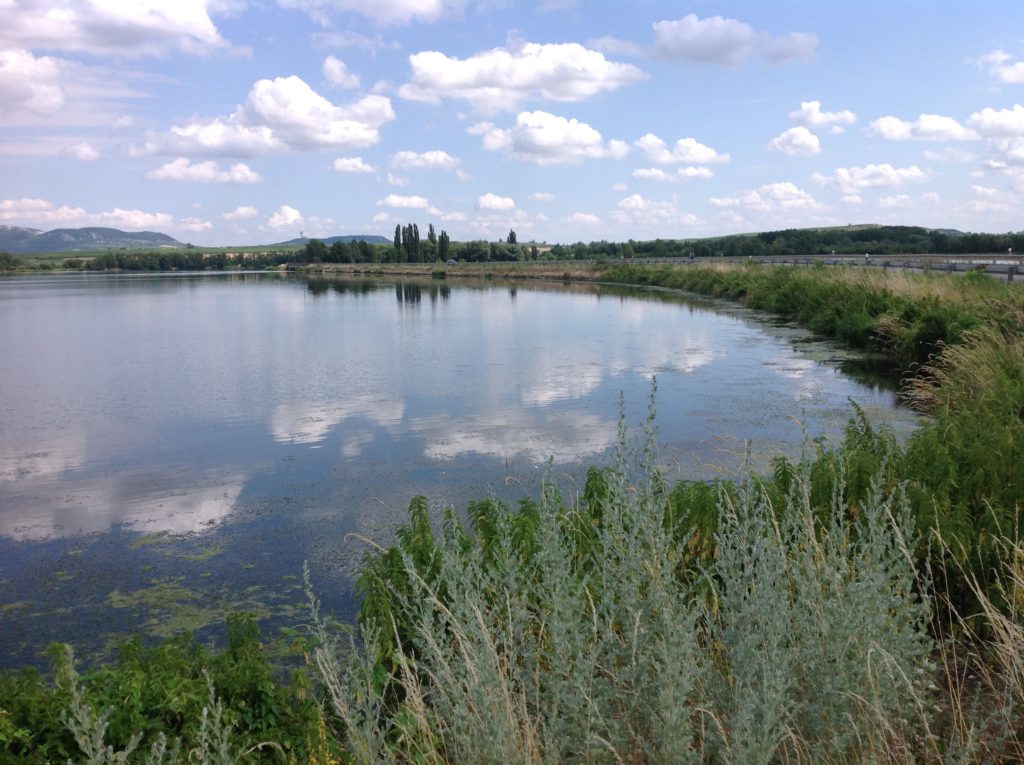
<box><xmin>596</xmin><ymin>263</ymin><xmax>1024</xmax><ymax>607</ymax></box>
<box><xmin>3</xmin><ymin>263</ymin><xmax>1023</xmax><ymax>762</ymax></box>
<box><xmin>306</xmin><ymin>260</ymin><xmax>603</xmax><ymax>282</ymax></box>
<box><xmin>598</xmin><ymin>261</ymin><xmax>1017</xmax><ymax>365</ymax></box>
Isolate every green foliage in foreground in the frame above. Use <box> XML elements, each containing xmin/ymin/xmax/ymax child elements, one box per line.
<box><xmin>0</xmin><ymin>614</ymin><xmax>338</xmax><ymax>763</ymax></box>
<box><xmin>324</xmin><ymin>416</ymin><xmax>939</xmax><ymax>763</ymax></box>
<box><xmin>320</xmin><ymin>394</ymin><xmax>1024</xmax><ymax>762</ymax></box>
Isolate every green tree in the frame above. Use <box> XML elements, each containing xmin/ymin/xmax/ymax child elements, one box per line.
<box><xmin>0</xmin><ymin>251</ymin><xmax>20</xmax><ymax>271</ymax></box>
<box><xmin>507</xmin><ymin>229</ymin><xmax>517</xmax><ymax>244</ymax></box>
<box><xmin>439</xmin><ymin>230</ymin><xmax>451</xmax><ymax>261</ymax></box>
<box><xmin>329</xmin><ymin>240</ymin><xmax>352</xmax><ymax>263</ymax></box>
<box><xmin>302</xmin><ymin>239</ymin><xmax>327</xmax><ymax>263</ymax></box>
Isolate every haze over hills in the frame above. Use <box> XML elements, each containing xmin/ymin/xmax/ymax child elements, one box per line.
<box><xmin>0</xmin><ymin>226</ymin><xmax>183</xmax><ymax>254</ymax></box>
<box><xmin>0</xmin><ymin>226</ymin><xmax>391</xmax><ymax>254</ymax></box>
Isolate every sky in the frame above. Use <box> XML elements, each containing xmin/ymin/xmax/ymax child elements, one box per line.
<box><xmin>1</xmin><ymin>0</ymin><xmax>1023</xmax><ymax>246</ymax></box>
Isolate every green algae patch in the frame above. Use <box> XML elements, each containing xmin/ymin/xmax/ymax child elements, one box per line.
<box><xmin>105</xmin><ymin>578</ymin><xmax>275</xmax><ymax>640</ymax></box>
<box><xmin>128</xmin><ymin>532</ymin><xmax>176</xmax><ymax>550</ymax></box>
<box><xmin>106</xmin><ymin>579</ymin><xmax>196</xmax><ymax>611</ymax></box>
<box><xmin>179</xmin><ymin>544</ymin><xmax>224</xmax><ymax>562</ymax></box>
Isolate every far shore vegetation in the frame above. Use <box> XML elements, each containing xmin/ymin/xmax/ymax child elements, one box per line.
<box><xmin>3</xmin><ymin>222</ymin><xmax>1024</xmax><ymax>273</ymax></box>
<box><xmin>3</xmin><ymin>239</ymin><xmax>1024</xmax><ymax>761</ymax></box>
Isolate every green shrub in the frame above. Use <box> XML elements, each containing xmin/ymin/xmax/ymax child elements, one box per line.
<box><xmin>317</xmin><ymin>418</ymin><xmax>935</xmax><ymax>763</ymax></box>
<box><xmin>0</xmin><ymin>615</ymin><xmax>337</xmax><ymax>763</ymax></box>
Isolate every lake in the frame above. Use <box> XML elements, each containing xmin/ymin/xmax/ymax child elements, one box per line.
<box><xmin>0</xmin><ymin>272</ymin><xmax>919</xmax><ymax>666</ymax></box>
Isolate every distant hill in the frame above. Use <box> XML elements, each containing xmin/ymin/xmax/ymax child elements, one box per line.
<box><xmin>0</xmin><ymin>225</ymin><xmax>43</xmax><ymax>252</ymax></box>
<box><xmin>0</xmin><ymin>226</ymin><xmax>183</xmax><ymax>254</ymax></box>
<box><xmin>271</xmin><ymin>234</ymin><xmax>390</xmax><ymax>247</ymax></box>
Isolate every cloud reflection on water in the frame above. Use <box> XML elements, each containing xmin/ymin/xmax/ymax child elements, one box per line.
<box><xmin>412</xmin><ymin>409</ymin><xmax>619</xmax><ymax>464</ymax></box>
<box><xmin>0</xmin><ymin>276</ymin><xmax>918</xmax><ymax>548</ymax></box>
<box><xmin>268</xmin><ymin>395</ymin><xmax>405</xmax><ymax>445</ymax></box>
<box><xmin>0</xmin><ymin>470</ymin><xmax>245</xmax><ymax>541</ymax></box>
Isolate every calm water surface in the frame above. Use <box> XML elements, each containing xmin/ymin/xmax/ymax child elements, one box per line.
<box><xmin>0</xmin><ymin>272</ymin><xmax>919</xmax><ymax>666</ymax></box>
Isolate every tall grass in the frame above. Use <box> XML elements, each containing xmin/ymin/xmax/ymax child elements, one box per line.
<box><xmin>599</xmin><ymin>262</ymin><xmax>1014</xmax><ymax>366</ymax></box>
<box><xmin>602</xmin><ymin>263</ymin><xmax>1024</xmax><ymax>614</ymax></box>
<box><xmin>314</xmin><ymin>410</ymin><xmax>942</xmax><ymax>763</ymax></box>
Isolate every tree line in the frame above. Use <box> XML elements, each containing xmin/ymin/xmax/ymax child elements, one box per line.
<box><xmin>563</xmin><ymin>226</ymin><xmax>1024</xmax><ymax>261</ymax></box>
<box><xmin>298</xmin><ymin>225</ymin><xmax>529</xmax><ymax>265</ymax></box>
<box><xmin>19</xmin><ymin>223</ymin><xmax>1024</xmax><ymax>272</ymax></box>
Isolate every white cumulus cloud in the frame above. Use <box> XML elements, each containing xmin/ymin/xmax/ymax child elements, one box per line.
<box><xmin>143</xmin><ymin>76</ymin><xmax>395</xmax><ymax>157</ymax></box>
<box><xmin>279</xmin><ymin>0</ymin><xmax>464</xmax><ymax>25</ymax></box>
<box><xmin>869</xmin><ymin>114</ymin><xmax>979</xmax><ymax>141</ymax></box>
<box><xmin>923</xmin><ymin>148</ymin><xmax>977</xmax><ymax>162</ymax></box>
<box><xmin>0</xmin><ymin>198</ymin><xmax>178</xmax><ymax>231</ymax></box>
<box><xmin>789</xmin><ymin>100</ymin><xmax>856</xmax><ymax>132</ymax></box>
<box><xmin>389</xmin><ymin>149</ymin><xmax>460</xmax><ymax>170</ymax></box>
<box><xmin>399</xmin><ymin>41</ymin><xmax>645</xmax><ymax>113</ymax></box>
<box><xmin>94</xmin><ymin>208</ymin><xmax>173</xmax><ymax>230</ymax></box>
<box><xmin>529</xmin><ymin>192</ymin><xmax>555</xmax><ymax>202</ymax></box>
<box><xmin>0</xmin><ymin>197</ymin><xmax>87</xmax><ymax>226</ymax></box>
<box><xmin>222</xmin><ymin>205</ymin><xmax>259</xmax><ymax>220</ymax></box>
<box><xmin>376</xmin><ymin>194</ymin><xmax>431</xmax><ymax>209</ymax></box>
<box><xmin>768</xmin><ymin>126</ymin><xmax>820</xmax><ymax>156</ymax></box>
<box><xmin>61</xmin><ymin>141</ymin><xmax>99</xmax><ymax>161</ymax></box>
<box><xmin>322</xmin><ymin>55</ymin><xmax>360</xmax><ymax>89</ymax></box>
<box><xmin>651</xmin><ymin>14</ymin><xmax>816</xmax><ymax>66</ymax></box>
<box><xmin>634</xmin><ymin>133</ymin><xmax>729</xmax><ymax>164</ymax></box>
<box><xmin>978</xmin><ymin>50</ymin><xmax>1024</xmax><ymax>84</ymax></box>
<box><xmin>477</xmin><ymin>193</ymin><xmax>515</xmax><ymax>211</ymax></box>
<box><xmin>267</xmin><ymin>204</ymin><xmax>303</xmax><ymax>229</ymax></box>
<box><xmin>0</xmin><ymin>48</ymin><xmax>65</xmax><ymax>117</ymax></box>
<box><xmin>611</xmin><ymin>194</ymin><xmax>701</xmax><ymax>226</ymax></box>
<box><xmin>812</xmin><ymin>163</ymin><xmax>929</xmax><ymax>194</ymax></box>
<box><xmin>332</xmin><ymin>156</ymin><xmax>375</xmax><ymax>173</ymax></box>
<box><xmin>762</xmin><ymin>32</ymin><xmax>818</xmax><ymax>64</ymax></box>
<box><xmin>178</xmin><ymin>217</ymin><xmax>213</xmax><ymax>232</ymax></box>
<box><xmin>967</xmin><ymin>104</ymin><xmax>1024</xmax><ymax>137</ymax></box>
<box><xmin>632</xmin><ymin>166</ymin><xmax>713</xmax><ymax>182</ymax></box>
<box><xmin>145</xmin><ymin>157</ymin><xmax>263</xmax><ymax>183</ymax></box>
<box><xmin>710</xmin><ymin>182</ymin><xmax>820</xmax><ymax>211</ymax></box>
<box><xmin>0</xmin><ymin>0</ymin><xmax>231</xmax><ymax>57</ymax></box>
<box><xmin>564</xmin><ymin>212</ymin><xmax>600</xmax><ymax>226</ymax></box>
<box><xmin>0</xmin><ymin>48</ymin><xmax>148</xmax><ymax>128</ymax></box>
<box><xmin>470</xmin><ymin>110</ymin><xmax>629</xmax><ymax>165</ymax></box>
<box><xmin>877</xmin><ymin>194</ymin><xmax>914</xmax><ymax>209</ymax></box>
<box><xmin>652</xmin><ymin>14</ymin><xmax>756</xmax><ymax>65</ymax></box>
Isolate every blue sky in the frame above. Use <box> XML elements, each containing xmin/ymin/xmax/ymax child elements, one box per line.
<box><xmin>2</xmin><ymin>0</ymin><xmax>1023</xmax><ymax>246</ymax></box>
